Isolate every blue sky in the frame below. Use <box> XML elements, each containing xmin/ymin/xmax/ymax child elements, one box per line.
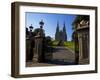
<box><xmin>25</xmin><ymin>12</ymin><xmax>76</xmax><ymax>41</ymax></box>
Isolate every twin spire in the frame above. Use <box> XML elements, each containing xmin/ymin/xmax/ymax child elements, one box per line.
<box><xmin>57</xmin><ymin>21</ymin><xmax>66</xmax><ymax>30</ymax></box>
<box><xmin>55</xmin><ymin>21</ymin><xmax>67</xmax><ymax>41</ymax></box>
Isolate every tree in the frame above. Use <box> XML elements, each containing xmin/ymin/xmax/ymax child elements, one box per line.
<box><xmin>45</xmin><ymin>36</ymin><xmax>52</xmax><ymax>46</ymax></box>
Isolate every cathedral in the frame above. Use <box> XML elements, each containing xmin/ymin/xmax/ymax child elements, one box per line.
<box><xmin>55</xmin><ymin>21</ymin><xmax>67</xmax><ymax>41</ymax></box>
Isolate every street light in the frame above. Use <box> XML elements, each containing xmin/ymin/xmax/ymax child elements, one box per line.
<box><xmin>29</xmin><ymin>24</ymin><xmax>33</xmax><ymax>32</ymax></box>
<box><xmin>39</xmin><ymin>19</ymin><xmax>44</xmax><ymax>29</ymax></box>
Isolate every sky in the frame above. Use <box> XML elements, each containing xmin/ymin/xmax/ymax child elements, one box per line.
<box><xmin>25</xmin><ymin>12</ymin><xmax>76</xmax><ymax>41</ymax></box>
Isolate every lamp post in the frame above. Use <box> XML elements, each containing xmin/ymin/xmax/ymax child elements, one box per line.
<box><xmin>39</xmin><ymin>19</ymin><xmax>44</xmax><ymax>29</ymax></box>
<box><xmin>29</xmin><ymin>24</ymin><xmax>33</xmax><ymax>32</ymax></box>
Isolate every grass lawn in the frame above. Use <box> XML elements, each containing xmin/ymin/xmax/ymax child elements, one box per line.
<box><xmin>51</xmin><ymin>40</ymin><xmax>59</xmax><ymax>47</ymax></box>
<box><xmin>50</xmin><ymin>40</ymin><xmax>75</xmax><ymax>51</ymax></box>
<box><xmin>64</xmin><ymin>41</ymin><xmax>75</xmax><ymax>51</ymax></box>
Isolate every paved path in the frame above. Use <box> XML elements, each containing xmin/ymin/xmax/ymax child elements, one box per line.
<box><xmin>26</xmin><ymin>46</ymin><xmax>76</xmax><ymax>67</ymax></box>
<box><xmin>52</xmin><ymin>46</ymin><xmax>75</xmax><ymax>63</ymax></box>
<box><xmin>26</xmin><ymin>62</ymin><xmax>57</xmax><ymax>67</ymax></box>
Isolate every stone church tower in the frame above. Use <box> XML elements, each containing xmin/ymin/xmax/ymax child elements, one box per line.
<box><xmin>55</xmin><ymin>21</ymin><xmax>60</xmax><ymax>41</ymax></box>
<box><xmin>63</xmin><ymin>22</ymin><xmax>67</xmax><ymax>41</ymax></box>
<box><xmin>55</xmin><ymin>21</ymin><xmax>67</xmax><ymax>41</ymax></box>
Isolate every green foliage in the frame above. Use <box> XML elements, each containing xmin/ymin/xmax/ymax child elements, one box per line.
<box><xmin>50</xmin><ymin>40</ymin><xmax>76</xmax><ymax>51</ymax></box>
<box><xmin>45</xmin><ymin>36</ymin><xmax>52</xmax><ymax>46</ymax></box>
<box><xmin>64</xmin><ymin>41</ymin><xmax>75</xmax><ymax>51</ymax></box>
<box><xmin>51</xmin><ymin>40</ymin><xmax>59</xmax><ymax>46</ymax></box>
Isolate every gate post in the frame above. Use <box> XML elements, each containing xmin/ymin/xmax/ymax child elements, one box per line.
<box><xmin>33</xmin><ymin>33</ymin><xmax>43</xmax><ymax>62</ymax></box>
<box><xmin>32</xmin><ymin>20</ymin><xmax>45</xmax><ymax>63</ymax></box>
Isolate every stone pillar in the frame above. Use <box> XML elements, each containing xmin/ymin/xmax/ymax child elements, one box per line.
<box><xmin>87</xmin><ymin>33</ymin><xmax>89</xmax><ymax>58</ymax></box>
<box><xmin>78</xmin><ymin>33</ymin><xmax>89</xmax><ymax>64</ymax></box>
<box><xmin>78</xmin><ymin>33</ymin><xmax>83</xmax><ymax>62</ymax></box>
<box><xmin>32</xmin><ymin>34</ymin><xmax>43</xmax><ymax>63</ymax></box>
<box><xmin>82</xmin><ymin>33</ymin><xmax>89</xmax><ymax>59</ymax></box>
<box><xmin>32</xmin><ymin>20</ymin><xmax>45</xmax><ymax>63</ymax></box>
<box><xmin>74</xmin><ymin>32</ymin><xmax>79</xmax><ymax>64</ymax></box>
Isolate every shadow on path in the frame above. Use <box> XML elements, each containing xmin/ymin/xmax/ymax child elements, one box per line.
<box><xmin>45</xmin><ymin>46</ymin><xmax>76</xmax><ymax>65</ymax></box>
<box><xmin>44</xmin><ymin>59</ymin><xmax>76</xmax><ymax>65</ymax></box>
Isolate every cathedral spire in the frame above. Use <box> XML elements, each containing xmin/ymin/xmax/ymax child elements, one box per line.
<box><xmin>55</xmin><ymin>21</ymin><xmax>60</xmax><ymax>41</ymax></box>
<box><xmin>57</xmin><ymin>20</ymin><xmax>59</xmax><ymax>27</ymax></box>
<box><xmin>63</xmin><ymin>21</ymin><xmax>67</xmax><ymax>41</ymax></box>
<box><xmin>63</xmin><ymin>21</ymin><xmax>66</xmax><ymax>31</ymax></box>
<box><xmin>55</xmin><ymin>21</ymin><xmax>67</xmax><ymax>41</ymax></box>
<box><xmin>56</xmin><ymin>21</ymin><xmax>60</xmax><ymax>32</ymax></box>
